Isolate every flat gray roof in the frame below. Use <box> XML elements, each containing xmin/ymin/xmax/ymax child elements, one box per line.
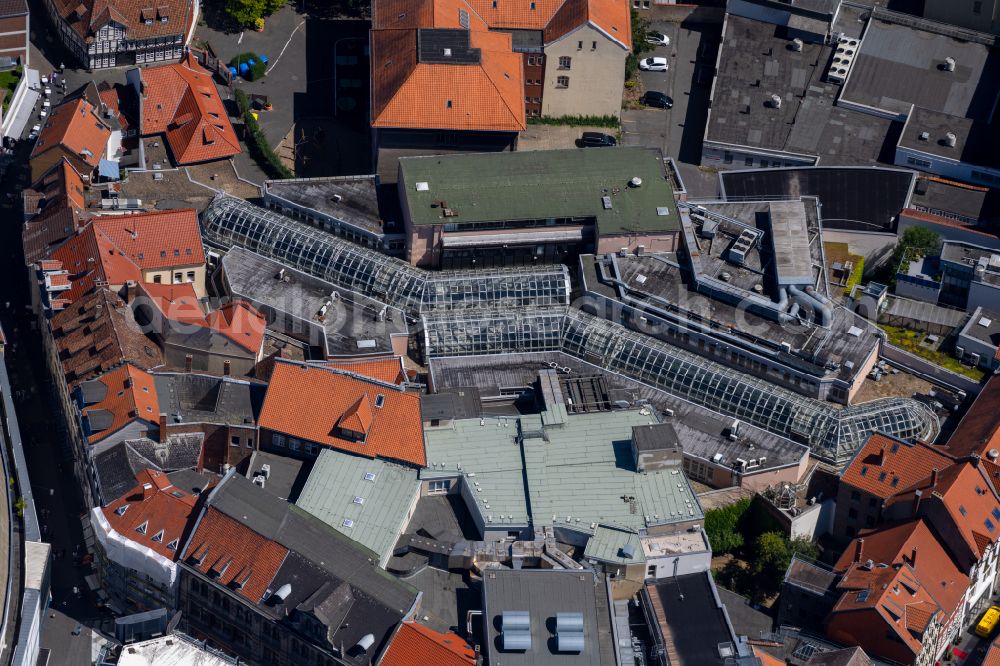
<box><xmin>898</xmin><ymin>107</ymin><xmax>996</xmax><ymax>167</ymax></box>
<box><xmin>941</xmin><ymin>240</ymin><xmax>997</xmax><ymax>266</ymax></box>
<box><xmin>841</xmin><ymin>11</ymin><xmax>1000</xmax><ymax>120</ymax></box>
<box><xmin>910</xmin><ymin>177</ymin><xmax>990</xmax><ymax>221</ymax></box>
<box><xmin>483</xmin><ymin>568</ymin><xmax>616</xmax><ymax>666</ymax></box>
<box><xmin>960</xmin><ymin>308</ymin><xmax>1000</xmax><ymax>348</ymax></box>
<box><xmin>769</xmin><ymin>200</ymin><xmax>814</xmax><ymax>285</ymax></box>
<box><xmin>706</xmin><ymin>15</ymin><xmax>890</xmax><ymax>164</ymax></box>
<box><xmin>221</xmin><ymin>246</ymin><xmax>408</xmax><ymax>357</ymax></box>
<box><xmin>264</xmin><ymin>176</ymin><xmax>404</xmax><ymax>236</ymax></box>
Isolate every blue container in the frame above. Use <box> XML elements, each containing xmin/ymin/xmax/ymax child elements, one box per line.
<box><xmin>238</xmin><ymin>62</ymin><xmax>249</xmax><ymax>75</ymax></box>
<box><xmin>259</xmin><ymin>54</ymin><xmax>269</xmax><ymax>64</ymax></box>
<box><xmin>228</xmin><ymin>66</ymin><xmax>238</xmax><ymax>77</ymax></box>
<box><xmin>247</xmin><ymin>58</ymin><xmax>256</xmax><ymax>67</ymax></box>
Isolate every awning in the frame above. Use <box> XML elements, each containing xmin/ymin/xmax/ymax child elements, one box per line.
<box><xmin>98</xmin><ymin>159</ymin><xmax>120</xmax><ymax>180</ymax></box>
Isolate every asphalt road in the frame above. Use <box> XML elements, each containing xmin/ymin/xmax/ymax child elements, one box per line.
<box><xmin>622</xmin><ymin>20</ymin><xmax>721</xmax><ymax>198</ymax></box>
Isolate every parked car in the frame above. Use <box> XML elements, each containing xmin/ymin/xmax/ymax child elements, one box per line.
<box><xmin>580</xmin><ymin>132</ymin><xmax>617</xmax><ymax>147</ymax></box>
<box><xmin>641</xmin><ymin>91</ymin><xmax>673</xmax><ymax>109</ymax></box>
<box><xmin>28</xmin><ymin>124</ymin><xmax>40</xmax><ymax>140</ymax></box>
<box><xmin>646</xmin><ymin>31</ymin><xmax>670</xmax><ymax>46</ymax></box>
<box><xmin>639</xmin><ymin>57</ymin><xmax>669</xmax><ymax>72</ymax></box>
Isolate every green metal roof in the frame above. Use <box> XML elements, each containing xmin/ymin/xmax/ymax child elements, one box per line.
<box><xmin>421</xmin><ymin>410</ymin><xmax>703</xmax><ymax>537</ymax></box>
<box><xmin>295</xmin><ymin>449</ymin><xmax>420</xmax><ymax>565</ymax></box>
<box><xmin>583</xmin><ymin>525</ymin><xmax>645</xmax><ymax>565</ymax></box>
<box><xmin>399</xmin><ymin>148</ymin><xmax>679</xmax><ymax>235</ymax></box>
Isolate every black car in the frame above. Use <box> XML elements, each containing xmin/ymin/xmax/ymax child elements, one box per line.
<box><xmin>580</xmin><ymin>131</ymin><xmax>617</xmax><ymax>147</ymax></box>
<box><xmin>642</xmin><ymin>91</ymin><xmax>673</xmax><ymax>109</ymax></box>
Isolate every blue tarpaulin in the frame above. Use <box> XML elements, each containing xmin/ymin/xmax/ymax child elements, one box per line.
<box><xmin>98</xmin><ymin>159</ymin><xmax>119</xmax><ymax>180</ymax></box>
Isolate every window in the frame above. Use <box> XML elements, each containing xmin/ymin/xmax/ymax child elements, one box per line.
<box><xmin>273</xmin><ymin>433</ymin><xmax>286</xmax><ymax>448</ymax></box>
<box><xmin>446</xmin><ymin>100</ymin><xmax>452</xmax><ymax>109</ymax></box>
<box><xmin>153</xmin><ymin>275</ymin><xmax>162</xmax><ymax>284</ymax></box>
<box><xmin>577</xmin><ymin>41</ymin><xmax>583</xmax><ymax>50</ymax></box>
<box><xmin>374</xmin><ymin>394</ymin><xmax>386</xmax><ymax>408</ymax></box>
<box><xmin>167</xmin><ymin>539</ymin><xmax>179</xmax><ymax>551</ymax></box>
<box><xmin>906</xmin><ymin>156</ymin><xmax>932</xmax><ymax>169</ymax></box>
<box><xmin>135</xmin><ymin>521</ymin><xmax>148</xmax><ymax>535</ymax></box>
<box><xmin>247</xmin><ymin>438</ymin><xmax>254</xmax><ymax>449</ymax></box>
<box><xmin>231</xmin><ymin>436</ymin><xmax>240</xmax><ymax>447</ymax></box>
<box><xmin>745</xmin><ymin>157</ymin><xmax>754</xmax><ymax>166</ymax></box>
<box><xmin>591</xmin><ymin>41</ymin><xmax>597</xmax><ymax>50</ymax></box>
<box><xmin>353</xmin><ymin>496</ymin><xmax>365</xmax><ymax>505</ymax></box>
<box><xmin>974</xmin><ymin>0</ymin><xmax>982</xmax><ymax>12</ymax></box>
<box><xmin>305</xmin><ymin>442</ymin><xmax>318</xmax><ymax>456</ymax></box>
<box><xmin>992</xmin><ymin>508</ymin><xmax>1000</xmax><ymax>522</ymax></box>
<box><xmin>848</xmin><ymin>508</ymin><xmax>858</xmax><ymax>519</ymax></box>
<box><xmin>723</xmin><ymin>152</ymin><xmax>733</xmax><ymax>164</ymax></box>
<box><xmin>174</xmin><ymin>272</ymin><xmax>182</xmax><ymax>283</ymax></box>
<box><xmin>289</xmin><ymin>438</ymin><xmax>301</xmax><ymax>451</ymax></box>
<box><xmin>987</xmin><ymin>519</ymin><xmax>996</xmax><ymax>533</ymax></box>
<box><xmin>850</xmin><ymin>490</ymin><xmax>860</xmax><ymax>501</ymax></box>
<box><xmin>115</xmin><ymin>505</ymin><xmax>128</xmax><ymax>516</ymax></box>
<box><xmin>646</xmin><ymin>565</ymin><xmax>656</xmax><ymax>577</ymax></box>
<box><xmin>507</xmin><ymin>530</ymin><xmax>520</xmax><ymax>538</ymax></box>
<box><xmin>558</xmin><ymin>56</ymin><xmax>572</xmax><ymax>69</ymax></box>
<box><xmin>556</xmin><ymin>76</ymin><xmax>569</xmax><ymax>88</ymax></box>
<box><xmin>342</xmin><ymin>519</ymin><xmax>355</xmax><ymax>528</ymax></box>
<box><xmin>364</xmin><ymin>472</ymin><xmax>377</xmax><ymax>482</ymax></box>
<box><xmin>186</xmin><ymin>271</ymin><xmax>195</xmax><ymax>282</ymax></box>
<box><xmin>960</xmin><ymin>505</ymin><xmax>968</xmax><ymax>516</ymax></box>
<box><xmin>459</xmin><ymin>8</ymin><xmax>470</xmax><ymax>27</ymax></box>
<box><xmin>429</xmin><ymin>479</ymin><xmax>451</xmax><ymax>494</ymax></box>
<box><xmin>152</xmin><ymin>530</ymin><xmax>164</xmax><ymax>543</ymax></box>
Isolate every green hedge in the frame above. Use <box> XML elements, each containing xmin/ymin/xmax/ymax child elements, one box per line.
<box><xmin>234</xmin><ymin>89</ymin><xmax>293</xmax><ymax>179</ymax></box>
<box><xmin>527</xmin><ymin>114</ymin><xmax>620</xmax><ymax>129</ymax></box>
<box><xmin>229</xmin><ymin>52</ymin><xmax>267</xmax><ymax>81</ymax></box>
<box><xmin>704</xmin><ymin>497</ymin><xmax>752</xmax><ymax>554</ymax></box>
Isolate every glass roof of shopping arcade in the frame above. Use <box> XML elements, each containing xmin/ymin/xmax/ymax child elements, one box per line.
<box><xmin>422</xmin><ymin>308</ymin><xmax>940</xmax><ymax>466</ymax></box>
<box><xmin>201</xmin><ymin>195</ymin><xmax>571</xmax><ymax>315</ymax></box>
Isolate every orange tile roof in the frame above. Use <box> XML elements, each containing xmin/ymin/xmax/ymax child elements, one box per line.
<box><xmin>322</xmin><ymin>358</ymin><xmax>407</xmax><ymax>385</ymax></box>
<box><xmin>381</xmin><ymin>622</ymin><xmax>477</xmax><ymax>666</ymax></box>
<box><xmin>50</xmin><ymin>223</ymin><xmax>142</xmax><ymax>303</ymax></box>
<box><xmin>834</xmin><ymin>520</ymin><xmax>968</xmax><ymax>618</ymax></box>
<box><xmin>139</xmin><ymin>54</ymin><xmax>241</xmax><ymax>164</ymax></box>
<box><xmin>92</xmin><ymin>209</ymin><xmax>205</xmax><ymax>270</ymax></box>
<box><xmin>101</xmin><ymin>469</ymin><xmax>198</xmax><ymax>558</ymax></box>
<box><xmin>184</xmin><ymin>506</ymin><xmax>289</xmax><ymax>603</ymax></box>
<box><xmin>371</xmin><ymin>27</ymin><xmax>525</xmax><ymax>131</ymax></box>
<box><xmin>465</xmin><ymin>0</ymin><xmax>564</xmax><ymax>29</ymax></box>
<box><xmin>840</xmin><ymin>432</ymin><xmax>954</xmax><ymax>499</ymax></box>
<box><xmin>945</xmin><ymin>375</ymin><xmax>1000</xmax><ymax>458</ymax></box>
<box><xmin>985</xmin><ymin>638</ymin><xmax>1000</xmax><ymax>666</ymax></box>
<box><xmin>828</xmin><ymin>563</ymin><xmax>940</xmax><ymax>660</ymax></box>
<box><xmin>50</xmin><ymin>0</ymin><xmax>194</xmax><ymax>44</ymax></box>
<box><xmin>139</xmin><ymin>282</ymin><xmax>265</xmax><ymax>354</ymax></box>
<box><xmin>929</xmin><ymin>462</ymin><xmax>1000</xmax><ymax>560</ymax></box>
<box><xmin>749</xmin><ymin>648</ymin><xmax>785</xmax><ymax>666</ymax></box>
<box><xmin>82</xmin><ymin>364</ymin><xmax>160</xmax><ymax>444</ymax></box>
<box><xmin>30</xmin><ymin>97</ymin><xmax>112</xmax><ymax>169</ymax></box>
<box><xmin>544</xmin><ymin>0</ymin><xmax>631</xmax><ymax>49</ymax></box>
<box><xmin>259</xmin><ymin>362</ymin><xmax>426</xmax><ymax>467</ymax></box>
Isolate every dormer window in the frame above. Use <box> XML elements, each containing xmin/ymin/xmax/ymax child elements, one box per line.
<box><xmin>151</xmin><ymin>530</ymin><xmax>164</xmax><ymax>542</ymax></box>
<box><xmin>167</xmin><ymin>538</ymin><xmax>179</xmax><ymax>551</ymax></box>
<box><xmin>115</xmin><ymin>505</ymin><xmax>128</xmax><ymax>516</ymax></box>
<box><xmin>135</xmin><ymin>520</ymin><xmax>148</xmax><ymax>535</ymax></box>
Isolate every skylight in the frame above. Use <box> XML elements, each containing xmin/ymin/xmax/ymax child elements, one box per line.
<box><xmin>135</xmin><ymin>521</ymin><xmax>148</xmax><ymax>535</ymax></box>
<box><xmin>167</xmin><ymin>539</ymin><xmax>179</xmax><ymax>551</ymax></box>
<box><xmin>342</xmin><ymin>519</ymin><xmax>355</xmax><ymax>528</ymax></box>
<box><xmin>115</xmin><ymin>505</ymin><xmax>128</xmax><ymax>516</ymax></box>
<box><xmin>364</xmin><ymin>472</ymin><xmax>377</xmax><ymax>482</ymax></box>
<box><xmin>151</xmin><ymin>530</ymin><xmax>164</xmax><ymax>543</ymax></box>
<box><xmin>353</xmin><ymin>496</ymin><xmax>365</xmax><ymax>505</ymax></box>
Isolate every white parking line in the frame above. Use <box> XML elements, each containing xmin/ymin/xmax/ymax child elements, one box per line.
<box><xmin>267</xmin><ymin>20</ymin><xmax>306</xmax><ymax>74</ymax></box>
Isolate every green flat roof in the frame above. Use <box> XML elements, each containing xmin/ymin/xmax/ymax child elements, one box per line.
<box><xmin>296</xmin><ymin>449</ymin><xmax>420</xmax><ymax>565</ymax></box>
<box><xmin>583</xmin><ymin>525</ymin><xmax>645</xmax><ymax>565</ymax></box>
<box><xmin>399</xmin><ymin>147</ymin><xmax>679</xmax><ymax>235</ymax></box>
<box><xmin>421</xmin><ymin>410</ymin><xmax>703</xmax><ymax>537</ymax></box>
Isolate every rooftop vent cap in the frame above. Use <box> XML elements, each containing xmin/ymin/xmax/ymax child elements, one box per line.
<box><xmin>629</xmin><ymin>176</ymin><xmax>642</xmax><ymax>188</ymax></box>
<box><xmin>770</xmin><ymin>94</ymin><xmax>782</xmax><ymax>109</ymax></box>
<box><xmin>944</xmin><ymin>132</ymin><xmax>957</xmax><ymax>147</ymax></box>
<box><xmin>443</xmin><ymin>48</ymin><xmax>452</xmax><ymax>56</ymax></box>
<box><xmin>415</xmin><ymin>181</ymin><xmax>429</xmax><ymax>192</ymax></box>
<box><xmin>918</xmin><ymin>131</ymin><xmax>930</xmax><ymax>141</ymax></box>
<box><xmin>790</xmin><ymin>38</ymin><xmax>804</xmax><ymax>52</ymax></box>
<box><xmin>989</xmin><ymin>449</ymin><xmax>999</xmax><ymax>462</ymax></box>
<box><xmin>943</xmin><ymin>56</ymin><xmax>956</xmax><ymax>72</ymax></box>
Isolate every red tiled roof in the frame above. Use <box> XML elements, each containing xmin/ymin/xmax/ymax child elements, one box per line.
<box><xmin>902</xmin><ymin>209</ymin><xmax>999</xmax><ymax>239</ymax></box>
<box><xmin>985</xmin><ymin>638</ymin><xmax>1000</xmax><ymax>666</ymax></box>
<box><xmin>140</xmin><ymin>54</ymin><xmax>241</xmax><ymax>164</ymax></box>
<box><xmin>99</xmin><ymin>84</ymin><xmax>136</xmax><ymax>134</ymax></box>
<box><xmin>932</xmin><ymin>462</ymin><xmax>1000</xmax><ymax>559</ymax></box>
<box><xmin>840</xmin><ymin>433</ymin><xmax>954</xmax><ymax>499</ymax></box>
<box><xmin>944</xmin><ymin>375</ymin><xmax>1000</xmax><ymax>458</ymax></box>
<box><xmin>322</xmin><ymin>357</ymin><xmax>407</xmax><ymax>385</ymax></box>
<box><xmin>82</xmin><ymin>364</ymin><xmax>159</xmax><ymax>444</ymax></box>
<box><xmin>544</xmin><ymin>0</ymin><xmax>631</xmax><ymax>49</ymax></box>
<box><xmin>93</xmin><ymin>209</ymin><xmax>205</xmax><ymax>270</ymax></box>
<box><xmin>834</xmin><ymin>520</ymin><xmax>968</xmax><ymax>619</ymax></box>
<box><xmin>47</xmin><ymin>209</ymin><xmax>203</xmax><ymax>304</ymax></box>
<box><xmin>30</xmin><ymin>97</ymin><xmax>112</xmax><ymax>169</ymax></box>
<box><xmin>184</xmin><ymin>507</ymin><xmax>288</xmax><ymax>603</ymax></box>
<box><xmin>828</xmin><ymin>563</ymin><xmax>940</xmax><ymax>660</ymax></box>
<box><xmin>101</xmin><ymin>468</ymin><xmax>197</xmax><ymax>559</ymax></box>
<box><xmin>49</xmin><ymin>0</ymin><xmax>193</xmax><ymax>42</ymax></box>
<box><xmin>139</xmin><ymin>282</ymin><xmax>265</xmax><ymax>354</ymax></box>
<box><xmin>259</xmin><ymin>362</ymin><xmax>426</xmax><ymax>466</ymax></box>
<box><xmin>381</xmin><ymin>622</ymin><xmax>477</xmax><ymax>666</ymax></box>
<box><xmin>371</xmin><ymin>26</ymin><xmax>525</xmax><ymax>131</ymax></box>
<box><xmin>51</xmin><ymin>288</ymin><xmax>163</xmax><ymax>387</ymax></box>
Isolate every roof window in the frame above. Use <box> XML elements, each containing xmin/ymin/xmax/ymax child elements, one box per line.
<box><xmin>135</xmin><ymin>520</ymin><xmax>148</xmax><ymax>535</ymax></box>
<box><xmin>364</xmin><ymin>472</ymin><xmax>377</xmax><ymax>482</ymax></box>
<box><xmin>151</xmin><ymin>530</ymin><xmax>164</xmax><ymax>542</ymax></box>
<box><xmin>167</xmin><ymin>538</ymin><xmax>179</xmax><ymax>551</ymax></box>
<box><xmin>343</xmin><ymin>519</ymin><xmax>355</xmax><ymax>528</ymax></box>
<box><xmin>353</xmin><ymin>496</ymin><xmax>365</xmax><ymax>505</ymax></box>
<box><xmin>115</xmin><ymin>505</ymin><xmax>128</xmax><ymax>516</ymax></box>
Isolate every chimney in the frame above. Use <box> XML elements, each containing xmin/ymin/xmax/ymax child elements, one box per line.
<box><xmin>125</xmin><ymin>280</ymin><xmax>137</xmax><ymax>303</ymax></box>
<box><xmin>223</xmin><ymin>360</ymin><xmax>231</xmax><ymax>376</ymax></box>
<box><xmin>854</xmin><ymin>538</ymin><xmax>865</xmax><ymax>563</ymax></box>
<box><xmin>142</xmin><ymin>482</ymin><xmax>153</xmax><ymax>499</ymax></box>
<box><xmin>184</xmin><ymin>354</ymin><xmax>193</xmax><ymax>372</ymax></box>
<box><xmin>159</xmin><ymin>413</ymin><xmax>167</xmax><ymax>441</ymax></box>
<box><xmin>913</xmin><ymin>488</ymin><xmax>924</xmax><ymax>517</ymax></box>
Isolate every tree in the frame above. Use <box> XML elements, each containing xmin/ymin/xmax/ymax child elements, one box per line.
<box><xmin>752</xmin><ymin>532</ymin><xmax>789</xmax><ymax>579</ymax></box>
<box><xmin>226</xmin><ymin>0</ymin><xmax>267</xmax><ymax>26</ymax></box>
<box><xmin>704</xmin><ymin>497</ymin><xmax>752</xmax><ymax>554</ymax></box>
<box><xmin>880</xmin><ymin>226</ymin><xmax>942</xmax><ymax>286</ymax></box>
<box><xmin>264</xmin><ymin>0</ymin><xmax>286</xmax><ymax>12</ymax></box>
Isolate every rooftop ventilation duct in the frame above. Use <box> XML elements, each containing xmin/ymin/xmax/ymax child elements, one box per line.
<box><xmin>943</xmin><ymin>56</ymin><xmax>956</xmax><ymax>72</ymax></box>
<box><xmin>501</xmin><ymin>611</ymin><xmax>532</xmax><ymax>651</ymax></box>
<box><xmin>556</xmin><ymin>613</ymin><xmax>585</xmax><ymax>652</ymax></box>
<box><xmin>272</xmin><ymin>583</ymin><xmax>292</xmax><ymax>602</ymax></box>
<box><xmin>355</xmin><ymin>634</ymin><xmax>375</xmax><ymax>652</ymax></box>
<box><xmin>770</xmin><ymin>94</ymin><xmax>782</xmax><ymax>109</ymax></box>
<box><xmin>944</xmin><ymin>132</ymin><xmax>957</xmax><ymax>147</ymax></box>
<box><xmin>790</xmin><ymin>38</ymin><xmax>803</xmax><ymax>52</ymax></box>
